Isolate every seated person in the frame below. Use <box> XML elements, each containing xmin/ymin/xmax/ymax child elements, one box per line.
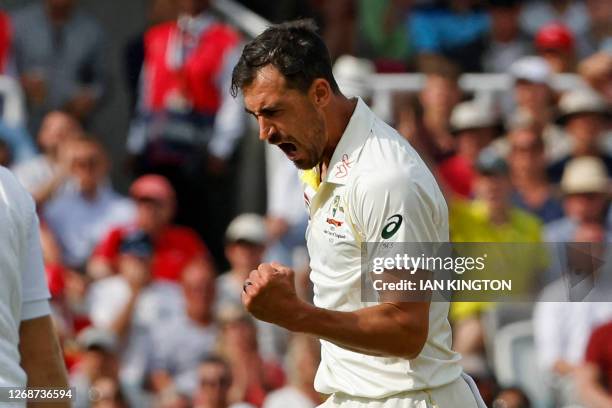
<box><xmin>88</xmin><ymin>174</ymin><xmax>212</xmax><ymax>281</ymax></box>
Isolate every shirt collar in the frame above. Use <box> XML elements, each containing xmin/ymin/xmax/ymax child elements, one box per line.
<box><xmin>324</xmin><ymin>97</ymin><xmax>374</xmax><ymax>185</ymax></box>
<box><xmin>299</xmin><ymin>98</ymin><xmax>374</xmax><ymax>188</ymax></box>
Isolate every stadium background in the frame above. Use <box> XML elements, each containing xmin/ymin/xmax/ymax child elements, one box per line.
<box><xmin>0</xmin><ymin>0</ymin><xmax>611</xmax><ymax>407</ymax></box>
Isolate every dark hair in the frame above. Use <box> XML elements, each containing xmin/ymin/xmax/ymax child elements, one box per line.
<box><xmin>231</xmin><ymin>19</ymin><xmax>340</xmax><ymax>97</ymax></box>
<box><xmin>419</xmin><ymin>55</ymin><xmax>461</xmax><ymax>83</ymax></box>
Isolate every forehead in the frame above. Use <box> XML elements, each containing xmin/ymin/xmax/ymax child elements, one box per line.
<box><xmin>243</xmin><ymin>65</ymin><xmax>295</xmax><ymax>110</ymax></box>
<box><xmin>510</xmin><ymin>129</ymin><xmax>537</xmax><ymax>144</ymax></box>
<box><xmin>199</xmin><ymin>362</ymin><xmax>226</xmax><ymax>377</ymax></box>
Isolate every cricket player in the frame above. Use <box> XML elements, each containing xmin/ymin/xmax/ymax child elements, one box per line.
<box><xmin>231</xmin><ymin>20</ymin><xmax>485</xmax><ymax>407</ymax></box>
<box><xmin>0</xmin><ymin>167</ymin><xmax>69</xmax><ymax>408</ymax></box>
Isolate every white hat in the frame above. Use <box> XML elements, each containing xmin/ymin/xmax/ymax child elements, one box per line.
<box><xmin>77</xmin><ymin>328</ymin><xmax>117</xmax><ymax>353</ymax></box>
<box><xmin>225</xmin><ymin>213</ymin><xmax>267</xmax><ymax>245</ymax></box>
<box><xmin>333</xmin><ymin>55</ymin><xmax>375</xmax><ymax>99</ymax></box>
<box><xmin>561</xmin><ymin>156</ymin><xmax>609</xmax><ymax>195</ymax></box>
<box><xmin>449</xmin><ymin>101</ymin><xmax>500</xmax><ymax>134</ymax></box>
<box><xmin>557</xmin><ymin>88</ymin><xmax>610</xmax><ymax>123</ymax></box>
<box><xmin>509</xmin><ymin>56</ymin><xmax>552</xmax><ymax>85</ymax></box>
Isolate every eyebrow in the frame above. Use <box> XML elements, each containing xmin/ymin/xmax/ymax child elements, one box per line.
<box><xmin>244</xmin><ymin>104</ymin><xmax>281</xmax><ymax>117</ymax></box>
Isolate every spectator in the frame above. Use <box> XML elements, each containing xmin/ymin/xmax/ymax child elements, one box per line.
<box><xmin>11</xmin><ymin>110</ymin><xmax>83</xmax><ymax>207</ymax></box>
<box><xmin>534</xmin><ymin>222</ymin><xmax>612</xmax><ymax>406</ymax></box>
<box><xmin>548</xmin><ymin>89</ymin><xmax>612</xmax><ymax>183</ymax></box>
<box><xmin>408</xmin><ymin>0</ymin><xmax>490</xmax><ymax>72</ymax></box>
<box><xmin>90</xmin><ymin>376</ymin><xmax>129</xmax><ymax>408</ymax></box>
<box><xmin>0</xmin><ymin>10</ymin><xmax>12</xmax><ymax>74</ymax></box>
<box><xmin>418</xmin><ymin>57</ymin><xmax>462</xmax><ymax>162</ymax></box>
<box><xmin>234</xmin><ymin>0</ymin><xmax>314</xmax><ymax>24</ymax></box>
<box><xmin>11</xmin><ymin>0</ymin><xmax>108</xmax><ymax>130</ymax></box>
<box><xmin>264</xmin><ymin>143</ymin><xmax>309</xmax><ymax>269</ymax></box>
<box><xmin>127</xmin><ymin>0</ymin><xmax>246</xmax><ymax>264</ymax></box>
<box><xmin>579</xmin><ymin>52</ymin><xmax>612</xmax><ymax>104</ymax></box>
<box><xmin>217</xmin><ymin>214</ymin><xmax>267</xmax><ymax>311</ymax></box>
<box><xmin>315</xmin><ymin>0</ymin><xmax>357</xmax><ymax>61</ymax></box>
<box><xmin>332</xmin><ymin>55</ymin><xmax>375</xmax><ymax>103</ymax></box>
<box><xmin>123</xmin><ymin>0</ymin><xmax>178</xmax><ymax>113</ymax></box>
<box><xmin>88</xmin><ymin>174</ymin><xmax>211</xmax><ymax>281</ymax></box>
<box><xmin>508</xmin><ymin>56</ymin><xmax>569</xmax><ymax>162</ymax></box>
<box><xmin>438</xmin><ymin>100</ymin><xmax>502</xmax><ymax>197</ymax></box>
<box><xmin>87</xmin><ymin>230</ymin><xmax>185</xmax><ymax>406</ymax></box>
<box><xmin>217</xmin><ymin>311</ymin><xmax>285</xmax><ymax>407</ymax></box>
<box><xmin>584</xmin><ymin>0</ymin><xmax>612</xmax><ymax>53</ymax></box>
<box><xmin>70</xmin><ymin>327</ymin><xmax>120</xmax><ymax>408</ymax></box>
<box><xmin>450</xmin><ymin>151</ymin><xmax>544</xmax><ymax>366</ymax></box>
<box><xmin>482</xmin><ymin>0</ymin><xmax>531</xmax><ymax>73</ymax></box>
<box><xmin>519</xmin><ymin>0</ymin><xmax>589</xmax><ymax>42</ymax></box>
<box><xmin>392</xmin><ymin>92</ymin><xmax>432</xmax><ymax>164</ymax></box>
<box><xmin>577</xmin><ymin>320</ymin><xmax>612</xmax><ymax>407</ymax></box>
<box><xmin>217</xmin><ymin>214</ymin><xmax>289</xmax><ymax>361</ymax></box>
<box><xmin>356</xmin><ymin>0</ymin><xmax>412</xmax><ymax>71</ymax></box>
<box><xmin>43</xmin><ymin>137</ymin><xmax>135</xmax><ymax>270</ymax></box>
<box><xmin>192</xmin><ymin>355</ymin><xmax>255</xmax><ymax>408</ymax></box>
<box><xmin>545</xmin><ymin>156</ymin><xmax>612</xmax><ymax>242</ymax></box>
<box><xmin>150</xmin><ymin>257</ymin><xmax>219</xmax><ymax>399</ymax></box>
<box><xmin>0</xmin><ymin>138</ymin><xmax>10</xmax><ymax>166</ymax></box>
<box><xmin>263</xmin><ymin>335</ymin><xmax>322</xmax><ymax>408</ymax></box>
<box><xmin>507</xmin><ymin>126</ymin><xmax>564</xmax><ymax>223</ymax></box>
<box><xmin>492</xmin><ymin>387</ymin><xmax>531</xmax><ymax>408</ymax></box>
<box><xmin>535</xmin><ymin>23</ymin><xmax>577</xmax><ymax>73</ymax></box>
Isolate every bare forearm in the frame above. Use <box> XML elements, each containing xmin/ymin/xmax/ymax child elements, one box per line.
<box><xmin>288</xmin><ymin>302</ymin><xmax>429</xmax><ymax>359</ymax></box>
<box><xmin>19</xmin><ymin>315</ymin><xmax>70</xmax><ymax>408</ymax></box>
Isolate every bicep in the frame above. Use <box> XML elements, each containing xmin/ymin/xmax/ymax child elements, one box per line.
<box><xmin>352</xmin><ymin>172</ymin><xmax>445</xmax><ymax>244</ymax></box>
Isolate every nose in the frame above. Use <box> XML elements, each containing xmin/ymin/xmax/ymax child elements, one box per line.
<box><xmin>257</xmin><ymin>116</ymin><xmax>275</xmax><ymax>141</ymax></box>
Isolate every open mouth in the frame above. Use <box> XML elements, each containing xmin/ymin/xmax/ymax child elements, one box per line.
<box><xmin>278</xmin><ymin>142</ymin><xmax>298</xmax><ymax>159</ymax></box>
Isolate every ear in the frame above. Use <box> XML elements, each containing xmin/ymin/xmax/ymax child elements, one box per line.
<box><xmin>310</xmin><ymin>78</ymin><xmax>332</xmax><ymax>109</ymax></box>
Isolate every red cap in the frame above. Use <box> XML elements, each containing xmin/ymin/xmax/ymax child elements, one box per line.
<box><xmin>535</xmin><ymin>23</ymin><xmax>575</xmax><ymax>51</ymax></box>
<box><xmin>130</xmin><ymin>174</ymin><xmax>175</xmax><ymax>202</ymax></box>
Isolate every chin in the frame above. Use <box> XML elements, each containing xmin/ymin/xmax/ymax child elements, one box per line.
<box><xmin>294</xmin><ymin>158</ymin><xmax>318</xmax><ymax>170</ymax></box>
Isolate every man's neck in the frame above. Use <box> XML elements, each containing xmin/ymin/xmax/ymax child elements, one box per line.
<box><xmin>188</xmin><ymin>310</ymin><xmax>212</xmax><ymax>327</ymax></box>
<box><xmin>319</xmin><ymin>96</ymin><xmax>358</xmax><ymax>178</ymax></box>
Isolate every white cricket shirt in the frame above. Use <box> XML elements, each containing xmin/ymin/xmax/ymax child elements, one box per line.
<box><xmin>300</xmin><ymin>99</ymin><xmax>462</xmax><ymax>399</ymax></box>
<box><xmin>0</xmin><ymin>167</ymin><xmax>51</xmax><ymax>392</ymax></box>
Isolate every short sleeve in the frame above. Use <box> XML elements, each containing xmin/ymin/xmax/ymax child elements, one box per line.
<box><xmin>350</xmin><ymin>170</ymin><xmax>447</xmax><ymax>244</ymax></box>
<box><xmin>20</xmin><ymin>208</ymin><xmax>51</xmax><ymax>321</ymax></box>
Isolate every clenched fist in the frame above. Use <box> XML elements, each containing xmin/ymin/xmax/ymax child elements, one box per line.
<box><xmin>241</xmin><ymin>262</ymin><xmax>304</xmax><ymax>330</ymax></box>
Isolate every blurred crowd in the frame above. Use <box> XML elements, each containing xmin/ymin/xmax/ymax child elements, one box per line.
<box><xmin>0</xmin><ymin>0</ymin><xmax>610</xmax><ymax>407</ymax></box>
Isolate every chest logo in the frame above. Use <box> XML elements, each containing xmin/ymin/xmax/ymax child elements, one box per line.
<box><xmin>382</xmin><ymin>214</ymin><xmax>403</xmax><ymax>239</ymax></box>
<box><xmin>326</xmin><ymin>195</ymin><xmax>345</xmax><ymax>227</ymax></box>
<box><xmin>334</xmin><ymin>154</ymin><xmax>353</xmax><ymax>179</ymax></box>
<box><xmin>326</xmin><ymin>218</ymin><xmax>343</xmax><ymax>227</ymax></box>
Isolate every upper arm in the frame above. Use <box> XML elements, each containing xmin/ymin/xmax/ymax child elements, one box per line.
<box><xmin>350</xmin><ymin>169</ymin><xmax>437</xmax><ymax>347</ymax></box>
<box><xmin>351</xmin><ymin>167</ymin><xmax>446</xmax><ymax>244</ymax></box>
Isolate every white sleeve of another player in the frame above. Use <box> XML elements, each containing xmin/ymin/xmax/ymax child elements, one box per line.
<box><xmin>20</xmin><ymin>209</ymin><xmax>51</xmax><ymax>321</ymax></box>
